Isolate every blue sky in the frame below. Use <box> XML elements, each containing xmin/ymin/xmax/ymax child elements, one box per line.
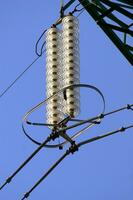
<box><xmin>0</xmin><ymin>1</ymin><xmax>133</xmax><ymax>200</ymax></box>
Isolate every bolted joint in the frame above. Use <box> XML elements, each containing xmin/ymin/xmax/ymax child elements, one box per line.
<box><xmin>24</xmin><ymin>192</ymin><xmax>30</xmax><ymax>199</ymax></box>
<box><xmin>92</xmin><ymin>120</ymin><xmax>101</xmax><ymax>124</ymax></box>
<box><xmin>6</xmin><ymin>177</ymin><xmax>12</xmax><ymax>183</ymax></box>
<box><xmin>50</xmin><ymin>129</ymin><xmax>59</xmax><ymax>141</ymax></box>
<box><xmin>59</xmin><ymin>145</ymin><xmax>63</xmax><ymax>150</ymax></box>
<box><xmin>51</xmin><ymin>24</ymin><xmax>56</xmax><ymax>28</ymax></box>
<box><xmin>99</xmin><ymin>113</ymin><xmax>104</xmax><ymax>119</ymax></box>
<box><xmin>119</xmin><ymin>127</ymin><xmax>126</xmax><ymax>132</ymax></box>
<box><xmin>127</xmin><ymin>104</ymin><xmax>133</xmax><ymax>111</ymax></box>
<box><xmin>69</xmin><ymin>142</ymin><xmax>78</xmax><ymax>154</ymax></box>
<box><xmin>26</xmin><ymin>120</ymin><xmax>32</xmax><ymax>125</ymax></box>
<box><xmin>127</xmin><ymin>104</ymin><xmax>131</xmax><ymax>109</ymax></box>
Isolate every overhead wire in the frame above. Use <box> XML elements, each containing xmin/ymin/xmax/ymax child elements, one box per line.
<box><xmin>22</xmin><ymin>84</ymin><xmax>106</xmax><ymax>147</ymax></box>
<box><xmin>1</xmin><ymin>0</ymin><xmax>132</xmax><ymax>99</ymax></box>
<box><xmin>60</xmin><ymin>0</ymin><xmax>64</xmax><ymax>11</ymax></box>
<box><xmin>35</xmin><ymin>29</ymin><xmax>47</xmax><ymax>56</ymax></box>
<box><xmin>24</xmin><ymin>100</ymin><xmax>133</xmax><ymax>137</ymax></box>
<box><xmin>0</xmin><ymin>130</ymin><xmax>57</xmax><ymax>191</ymax></box>
<box><xmin>78</xmin><ymin>124</ymin><xmax>133</xmax><ymax>147</ymax></box>
<box><xmin>0</xmin><ymin>2</ymin><xmax>85</xmax><ymax>99</ymax></box>
<box><xmin>0</xmin><ymin>102</ymin><xmax>132</xmax><ymax>192</ymax></box>
<box><xmin>76</xmin><ymin>8</ymin><xmax>85</xmax><ymax>17</ymax></box>
<box><xmin>0</xmin><ymin>51</ymin><xmax>45</xmax><ymax>99</ymax></box>
<box><xmin>20</xmin><ymin>122</ymin><xmax>133</xmax><ymax>200</ymax></box>
<box><xmin>0</xmin><ymin>1</ymin><xmax>133</xmax><ymax>198</ymax></box>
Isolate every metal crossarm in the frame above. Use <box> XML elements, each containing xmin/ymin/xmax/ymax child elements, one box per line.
<box><xmin>113</xmin><ymin>0</ymin><xmax>133</xmax><ymax>7</ymax></box>
<box><xmin>77</xmin><ymin>0</ymin><xmax>133</xmax><ymax>65</ymax></box>
<box><xmin>63</xmin><ymin>0</ymin><xmax>76</xmax><ymax>11</ymax></box>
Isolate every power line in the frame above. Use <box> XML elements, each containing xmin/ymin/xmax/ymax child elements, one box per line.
<box><xmin>21</xmin><ymin>122</ymin><xmax>133</xmax><ymax>200</ymax></box>
<box><xmin>35</xmin><ymin>29</ymin><xmax>47</xmax><ymax>56</ymax></box>
<box><xmin>0</xmin><ymin>2</ymin><xmax>84</xmax><ymax>100</ymax></box>
<box><xmin>0</xmin><ymin>52</ymin><xmax>45</xmax><ymax>99</ymax></box>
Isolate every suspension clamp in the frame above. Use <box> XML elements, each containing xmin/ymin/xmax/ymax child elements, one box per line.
<box><xmin>127</xmin><ymin>104</ymin><xmax>133</xmax><ymax>111</ymax></box>
<box><xmin>68</xmin><ymin>142</ymin><xmax>79</xmax><ymax>154</ymax></box>
<box><xmin>49</xmin><ymin>129</ymin><xmax>59</xmax><ymax>141</ymax></box>
<box><xmin>119</xmin><ymin>127</ymin><xmax>126</xmax><ymax>132</ymax></box>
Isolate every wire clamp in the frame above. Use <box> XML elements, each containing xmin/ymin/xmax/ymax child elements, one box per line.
<box><xmin>22</xmin><ymin>192</ymin><xmax>29</xmax><ymax>200</ymax></box>
<box><xmin>99</xmin><ymin>113</ymin><xmax>104</xmax><ymax>119</ymax></box>
<box><xmin>68</xmin><ymin>142</ymin><xmax>78</xmax><ymax>154</ymax></box>
<box><xmin>119</xmin><ymin>127</ymin><xmax>126</xmax><ymax>132</ymax></box>
<box><xmin>127</xmin><ymin>104</ymin><xmax>133</xmax><ymax>111</ymax></box>
<box><xmin>49</xmin><ymin>129</ymin><xmax>59</xmax><ymax>141</ymax></box>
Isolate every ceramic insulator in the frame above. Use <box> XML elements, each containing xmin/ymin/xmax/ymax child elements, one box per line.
<box><xmin>45</xmin><ymin>27</ymin><xmax>64</xmax><ymax>126</ymax></box>
<box><xmin>62</xmin><ymin>15</ymin><xmax>80</xmax><ymax>117</ymax></box>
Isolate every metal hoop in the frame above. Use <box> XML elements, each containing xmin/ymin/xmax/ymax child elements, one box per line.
<box><xmin>22</xmin><ymin>84</ymin><xmax>106</xmax><ymax>148</ymax></box>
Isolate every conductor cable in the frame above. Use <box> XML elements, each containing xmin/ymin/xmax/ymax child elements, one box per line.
<box><xmin>0</xmin><ymin>130</ymin><xmax>59</xmax><ymax>191</ymax></box>
<box><xmin>35</xmin><ymin>29</ymin><xmax>47</xmax><ymax>57</ymax></box>
<box><xmin>0</xmin><ymin>53</ymin><xmax>45</xmax><ymax>99</ymax></box>
<box><xmin>0</xmin><ymin>3</ymin><xmax>86</xmax><ymax>99</ymax></box>
<box><xmin>20</xmin><ymin>123</ymin><xmax>133</xmax><ymax>200</ymax></box>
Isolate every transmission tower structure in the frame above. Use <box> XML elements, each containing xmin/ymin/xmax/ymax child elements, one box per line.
<box><xmin>0</xmin><ymin>1</ymin><xmax>133</xmax><ymax>199</ymax></box>
<box><xmin>63</xmin><ymin>0</ymin><xmax>133</xmax><ymax>65</ymax></box>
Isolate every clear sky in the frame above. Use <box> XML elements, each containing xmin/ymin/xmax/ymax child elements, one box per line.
<box><xmin>0</xmin><ymin>1</ymin><xmax>133</xmax><ymax>200</ymax></box>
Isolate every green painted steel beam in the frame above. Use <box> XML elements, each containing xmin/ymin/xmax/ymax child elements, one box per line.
<box><xmin>100</xmin><ymin>0</ymin><xmax>133</xmax><ymax>19</ymax></box>
<box><xmin>93</xmin><ymin>2</ymin><xmax>128</xmax><ymax>28</ymax></box>
<box><xmin>78</xmin><ymin>0</ymin><xmax>133</xmax><ymax>65</ymax></box>
<box><xmin>118</xmin><ymin>0</ymin><xmax>133</xmax><ymax>6</ymax></box>
<box><xmin>63</xmin><ymin>0</ymin><xmax>76</xmax><ymax>11</ymax></box>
